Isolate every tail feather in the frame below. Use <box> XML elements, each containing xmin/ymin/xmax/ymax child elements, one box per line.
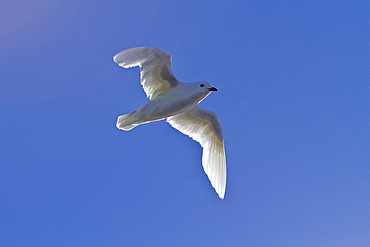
<box><xmin>116</xmin><ymin>112</ymin><xmax>138</xmax><ymax>131</ymax></box>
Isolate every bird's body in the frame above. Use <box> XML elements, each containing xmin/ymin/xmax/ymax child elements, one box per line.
<box><xmin>117</xmin><ymin>82</ymin><xmax>214</xmax><ymax>130</ymax></box>
<box><xmin>114</xmin><ymin>47</ymin><xmax>226</xmax><ymax>199</ymax></box>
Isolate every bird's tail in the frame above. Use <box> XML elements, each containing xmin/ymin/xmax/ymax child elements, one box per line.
<box><xmin>116</xmin><ymin>112</ymin><xmax>139</xmax><ymax>131</ymax></box>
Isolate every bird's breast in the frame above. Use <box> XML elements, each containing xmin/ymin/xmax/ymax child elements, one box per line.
<box><xmin>139</xmin><ymin>90</ymin><xmax>207</xmax><ymax>120</ymax></box>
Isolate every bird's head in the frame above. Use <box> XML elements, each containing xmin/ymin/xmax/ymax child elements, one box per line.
<box><xmin>193</xmin><ymin>81</ymin><xmax>217</xmax><ymax>93</ymax></box>
<box><xmin>185</xmin><ymin>81</ymin><xmax>217</xmax><ymax>104</ymax></box>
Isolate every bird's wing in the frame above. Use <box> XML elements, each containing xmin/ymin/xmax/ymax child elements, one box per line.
<box><xmin>167</xmin><ymin>106</ymin><xmax>226</xmax><ymax>199</ymax></box>
<box><xmin>113</xmin><ymin>47</ymin><xmax>180</xmax><ymax>99</ymax></box>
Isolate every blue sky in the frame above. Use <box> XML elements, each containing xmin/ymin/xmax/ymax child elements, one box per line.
<box><xmin>1</xmin><ymin>1</ymin><xmax>369</xmax><ymax>246</ymax></box>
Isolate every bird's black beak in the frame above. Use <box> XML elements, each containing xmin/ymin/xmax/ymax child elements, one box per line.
<box><xmin>208</xmin><ymin>87</ymin><xmax>217</xmax><ymax>92</ymax></box>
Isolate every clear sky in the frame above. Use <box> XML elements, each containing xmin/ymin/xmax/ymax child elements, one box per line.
<box><xmin>1</xmin><ymin>1</ymin><xmax>369</xmax><ymax>246</ymax></box>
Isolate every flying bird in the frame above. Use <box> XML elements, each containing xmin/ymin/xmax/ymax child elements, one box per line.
<box><xmin>114</xmin><ymin>47</ymin><xmax>226</xmax><ymax>199</ymax></box>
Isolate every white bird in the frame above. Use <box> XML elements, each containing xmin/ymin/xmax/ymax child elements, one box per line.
<box><xmin>114</xmin><ymin>47</ymin><xmax>226</xmax><ymax>199</ymax></box>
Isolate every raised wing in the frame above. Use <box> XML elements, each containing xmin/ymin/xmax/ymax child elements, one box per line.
<box><xmin>167</xmin><ymin>106</ymin><xmax>226</xmax><ymax>199</ymax></box>
<box><xmin>113</xmin><ymin>47</ymin><xmax>180</xmax><ymax>99</ymax></box>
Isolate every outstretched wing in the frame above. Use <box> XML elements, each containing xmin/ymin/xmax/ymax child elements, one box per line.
<box><xmin>167</xmin><ymin>106</ymin><xmax>226</xmax><ymax>199</ymax></box>
<box><xmin>113</xmin><ymin>47</ymin><xmax>180</xmax><ymax>99</ymax></box>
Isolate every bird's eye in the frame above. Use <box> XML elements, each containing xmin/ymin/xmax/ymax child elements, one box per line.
<box><xmin>200</xmin><ymin>84</ymin><xmax>205</xmax><ymax>87</ymax></box>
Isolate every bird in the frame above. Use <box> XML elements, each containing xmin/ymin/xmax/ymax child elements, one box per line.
<box><xmin>113</xmin><ymin>47</ymin><xmax>226</xmax><ymax>199</ymax></box>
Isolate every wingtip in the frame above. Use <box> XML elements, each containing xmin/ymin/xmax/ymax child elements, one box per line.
<box><xmin>217</xmin><ymin>189</ymin><xmax>225</xmax><ymax>199</ymax></box>
<box><xmin>112</xmin><ymin>55</ymin><xmax>119</xmax><ymax>64</ymax></box>
<box><xmin>113</xmin><ymin>48</ymin><xmax>148</xmax><ymax>68</ymax></box>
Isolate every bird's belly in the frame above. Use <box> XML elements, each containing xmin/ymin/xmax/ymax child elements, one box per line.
<box><xmin>138</xmin><ymin>97</ymin><xmax>195</xmax><ymax>121</ymax></box>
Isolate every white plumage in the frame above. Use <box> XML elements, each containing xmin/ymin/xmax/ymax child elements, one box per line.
<box><xmin>114</xmin><ymin>47</ymin><xmax>226</xmax><ymax>199</ymax></box>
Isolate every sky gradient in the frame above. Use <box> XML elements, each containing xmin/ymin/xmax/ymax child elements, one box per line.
<box><xmin>1</xmin><ymin>1</ymin><xmax>369</xmax><ymax>246</ymax></box>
